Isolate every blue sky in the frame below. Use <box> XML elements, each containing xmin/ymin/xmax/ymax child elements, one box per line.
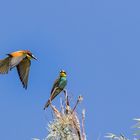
<box><xmin>0</xmin><ymin>0</ymin><xmax>140</xmax><ymax>139</ymax></box>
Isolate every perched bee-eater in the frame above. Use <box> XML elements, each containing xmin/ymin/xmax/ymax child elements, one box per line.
<box><xmin>44</xmin><ymin>70</ymin><xmax>67</xmax><ymax>110</ymax></box>
<box><xmin>0</xmin><ymin>50</ymin><xmax>37</xmax><ymax>89</ymax></box>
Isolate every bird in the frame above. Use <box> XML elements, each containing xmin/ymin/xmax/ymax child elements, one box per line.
<box><xmin>0</xmin><ymin>50</ymin><xmax>37</xmax><ymax>89</ymax></box>
<box><xmin>44</xmin><ymin>70</ymin><xmax>67</xmax><ymax>110</ymax></box>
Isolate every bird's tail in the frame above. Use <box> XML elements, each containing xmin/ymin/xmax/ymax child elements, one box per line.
<box><xmin>0</xmin><ymin>57</ymin><xmax>11</xmax><ymax>74</ymax></box>
<box><xmin>44</xmin><ymin>99</ymin><xmax>50</xmax><ymax>110</ymax></box>
<box><xmin>44</xmin><ymin>88</ymin><xmax>61</xmax><ymax>110</ymax></box>
<box><xmin>44</xmin><ymin>91</ymin><xmax>60</xmax><ymax>110</ymax></box>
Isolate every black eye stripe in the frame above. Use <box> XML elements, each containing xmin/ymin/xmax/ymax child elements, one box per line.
<box><xmin>60</xmin><ymin>71</ymin><xmax>66</xmax><ymax>74</ymax></box>
<box><xmin>27</xmin><ymin>53</ymin><xmax>32</xmax><ymax>56</ymax></box>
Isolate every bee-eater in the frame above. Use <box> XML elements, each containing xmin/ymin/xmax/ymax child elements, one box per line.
<box><xmin>44</xmin><ymin>70</ymin><xmax>67</xmax><ymax>110</ymax></box>
<box><xmin>0</xmin><ymin>50</ymin><xmax>37</xmax><ymax>89</ymax></box>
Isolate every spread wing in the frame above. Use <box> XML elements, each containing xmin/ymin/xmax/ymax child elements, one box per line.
<box><xmin>0</xmin><ymin>55</ymin><xmax>26</xmax><ymax>74</ymax></box>
<box><xmin>10</xmin><ymin>55</ymin><xmax>26</xmax><ymax>69</ymax></box>
<box><xmin>16</xmin><ymin>58</ymin><xmax>31</xmax><ymax>89</ymax></box>
<box><xmin>0</xmin><ymin>57</ymin><xmax>12</xmax><ymax>74</ymax></box>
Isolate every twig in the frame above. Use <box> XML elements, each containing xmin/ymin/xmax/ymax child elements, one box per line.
<box><xmin>82</xmin><ymin>109</ymin><xmax>86</xmax><ymax>140</ymax></box>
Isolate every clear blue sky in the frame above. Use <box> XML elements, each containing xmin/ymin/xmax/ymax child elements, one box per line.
<box><xmin>0</xmin><ymin>0</ymin><xmax>140</xmax><ymax>139</ymax></box>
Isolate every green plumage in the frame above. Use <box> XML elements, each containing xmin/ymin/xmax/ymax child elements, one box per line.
<box><xmin>44</xmin><ymin>75</ymin><xmax>67</xmax><ymax>109</ymax></box>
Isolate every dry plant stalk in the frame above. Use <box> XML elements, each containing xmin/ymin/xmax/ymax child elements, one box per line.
<box><xmin>105</xmin><ymin>118</ymin><xmax>140</xmax><ymax>140</ymax></box>
<box><xmin>46</xmin><ymin>91</ymin><xmax>86</xmax><ymax>140</ymax></box>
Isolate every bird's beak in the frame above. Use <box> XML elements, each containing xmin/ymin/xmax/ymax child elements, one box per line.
<box><xmin>31</xmin><ymin>55</ymin><xmax>37</xmax><ymax>60</ymax></box>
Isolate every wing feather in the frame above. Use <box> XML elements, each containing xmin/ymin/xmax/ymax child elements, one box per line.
<box><xmin>50</xmin><ymin>78</ymin><xmax>59</xmax><ymax>95</ymax></box>
<box><xmin>44</xmin><ymin>78</ymin><xmax>60</xmax><ymax>109</ymax></box>
<box><xmin>10</xmin><ymin>55</ymin><xmax>26</xmax><ymax>69</ymax></box>
<box><xmin>0</xmin><ymin>57</ymin><xmax>11</xmax><ymax>74</ymax></box>
<box><xmin>16</xmin><ymin>58</ymin><xmax>31</xmax><ymax>89</ymax></box>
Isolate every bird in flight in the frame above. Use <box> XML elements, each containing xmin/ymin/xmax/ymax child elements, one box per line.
<box><xmin>44</xmin><ymin>70</ymin><xmax>67</xmax><ymax>110</ymax></box>
<box><xmin>0</xmin><ymin>50</ymin><xmax>37</xmax><ymax>89</ymax></box>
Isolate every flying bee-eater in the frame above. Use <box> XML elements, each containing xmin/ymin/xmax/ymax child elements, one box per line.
<box><xmin>0</xmin><ymin>50</ymin><xmax>37</xmax><ymax>89</ymax></box>
<box><xmin>44</xmin><ymin>70</ymin><xmax>67</xmax><ymax>110</ymax></box>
